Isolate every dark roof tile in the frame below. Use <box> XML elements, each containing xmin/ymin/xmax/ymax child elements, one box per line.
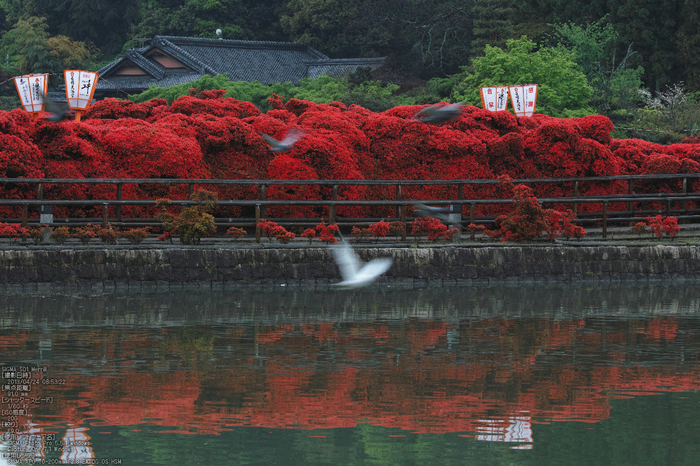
<box><xmin>95</xmin><ymin>35</ymin><xmax>386</xmax><ymax>96</ymax></box>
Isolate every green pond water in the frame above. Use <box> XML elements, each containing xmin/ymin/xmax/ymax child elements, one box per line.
<box><xmin>1</xmin><ymin>283</ymin><xmax>699</xmax><ymax>465</ymax></box>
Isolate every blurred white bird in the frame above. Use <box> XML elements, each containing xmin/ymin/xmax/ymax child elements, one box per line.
<box><xmin>260</xmin><ymin>128</ymin><xmax>303</xmax><ymax>152</ymax></box>
<box><xmin>413</xmin><ymin>102</ymin><xmax>463</xmax><ymax>124</ymax></box>
<box><xmin>40</xmin><ymin>93</ymin><xmax>70</xmax><ymax>122</ymax></box>
<box><xmin>331</xmin><ymin>240</ymin><xmax>392</xmax><ymax>289</ymax></box>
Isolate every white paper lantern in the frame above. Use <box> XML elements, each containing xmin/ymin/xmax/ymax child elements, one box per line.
<box><xmin>509</xmin><ymin>84</ymin><xmax>538</xmax><ymax>117</ymax></box>
<box><xmin>479</xmin><ymin>86</ymin><xmax>509</xmax><ymax>112</ymax></box>
<box><xmin>13</xmin><ymin>74</ymin><xmax>48</xmax><ymax>114</ymax></box>
<box><xmin>64</xmin><ymin>70</ymin><xmax>99</xmax><ymax>110</ymax></box>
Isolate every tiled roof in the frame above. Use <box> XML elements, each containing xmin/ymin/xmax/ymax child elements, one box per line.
<box><xmin>95</xmin><ymin>35</ymin><xmax>386</xmax><ymax>96</ymax></box>
<box><xmin>96</xmin><ymin>72</ymin><xmax>204</xmax><ymax>92</ymax></box>
<box><xmin>124</xmin><ymin>50</ymin><xmax>165</xmax><ymax>79</ymax></box>
<box><xmin>307</xmin><ymin>58</ymin><xmax>387</xmax><ymax>79</ymax></box>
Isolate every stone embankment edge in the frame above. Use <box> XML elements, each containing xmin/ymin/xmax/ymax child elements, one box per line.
<box><xmin>1</xmin><ymin>244</ymin><xmax>699</xmax><ymax>293</ymax></box>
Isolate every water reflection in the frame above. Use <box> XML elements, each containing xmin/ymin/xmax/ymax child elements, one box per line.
<box><xmin>1</xmin><ymin>284</ymin><xmax>699</xmax><ymax>464</ymax></box>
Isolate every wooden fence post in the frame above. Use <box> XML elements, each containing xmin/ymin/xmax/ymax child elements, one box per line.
<box><xmin>602</xmin><ymin>202</ymin><xmax>607</xmax><ymax>239</ymax></box>
<box><xmin>116</xmin><ymin>183</ymin><xmax>123</xmax><ymax>223</ymax></box>
<box><xmin>260</xmin><ymin>184</ymin><xmax>266</xmax><ymax>220</ymax></box>
<box><xmin>628</xmin><ymin>179</ymin><xmax>634</xmax><ymax>225</ymax></box>
<box><xmin>255</xmin><ymin>204</ymin><xmax>261</xmax><ymax>243</ymax></box>
<box><xmin>395</xmin><ymin>184</ymin><xmax>402</xmax><ymax>219</ymax></box>
<box><xmin>330</xmin><ymin>185</ymin><xmax>338</xmax><ymax>224</ymax></box>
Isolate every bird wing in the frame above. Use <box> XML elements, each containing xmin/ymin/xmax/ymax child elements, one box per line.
<box><xmin>280</xmin><ymin>128</ymin><xmax>303</xmax><ymax>146</ymax></box>
<box><xmin>413</xmin><ymin>202</ymin><xmax>452</xmax><ymax>224</ymax></box>
<box><xmin>414</xmin><ymin>103</ymin><xmax>463</xmax><ymax>123</ymax></box>
<box><xmin>260</xmin><ymin>132</ymin><xmax>281</xmax><ymax>148</ymax></box>
<box><xmin>354</xmin><ymin>258</ymin><xmax>392</xmax><ymax>283</ymax></box>
<box><xmin>331</xmin><ymin>241</ymin><xmax>360</xmax><ymax>281</ymax></box>
<box><xmin>41</xmin><ymin>93</ymin><xmax>66</xmax><ymax>122</ymax></box>
<box><xmin>413</xmin><ymin>105</ymin><xmax>436</xmax><ymax>119</ymax></box>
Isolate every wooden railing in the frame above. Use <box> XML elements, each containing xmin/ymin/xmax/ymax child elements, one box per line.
<box><xmin>1</xmin><ymin>174</ymin><xmax>699</xmax><ymax>240</ymax></box>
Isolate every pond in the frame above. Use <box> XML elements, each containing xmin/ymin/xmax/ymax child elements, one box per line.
<box><xmin>1</xmin><ymin>283</ymin><xmax>699</xmax><ymax>465</ymax></box>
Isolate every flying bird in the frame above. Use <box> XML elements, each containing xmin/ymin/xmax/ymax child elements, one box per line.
<box><xmin>330</xmin><ymin>240</ymin><xmax>392</xmax><ymax>289</ymax></box>
<box><xmin>413</xmin><ymin>202</ymin><xmax>454</xmax><ymax>225</ymax></box>
<box><xmin>260</xmin><ymin>128</ymin><xmax>304</xmax><ymax>152</ymax></box>
<box><xmin>40</xmin><ymin>93</ymin><xmax>70</xmax><ymax>122</ymax></box>
<box><xmin>412</xmin><ymin>102</ymin><xmax>463</xmax><ymax>124</ymax></box>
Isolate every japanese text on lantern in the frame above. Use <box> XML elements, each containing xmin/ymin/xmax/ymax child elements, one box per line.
<box><xmin>13</xmin><ymin>74</ymin><xmax>48</xmax><ymax>114</ymax></box>
<box><xmin>480</xmin><ymin>86</ymin><xmax>509</xmax><ymax>112</ymax></box>
<box><xmin>64</xmin><ymin>70</ymin><xmax>99</xmax><ymax>110</ymax></box>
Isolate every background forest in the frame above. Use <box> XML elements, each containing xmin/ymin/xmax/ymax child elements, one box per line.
<box><xmin>0</xmin><ymin>0</ymin><xmax>699</xmax><ymax>143</ymax></box>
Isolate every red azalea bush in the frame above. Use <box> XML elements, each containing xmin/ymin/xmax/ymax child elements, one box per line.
<box><xmin>410</xmin><ymin>216</ymin><xmax>458</xmax><ymax>242</ymax></box>
<box><xmin>315</xmin><ymin>220</ymin><xmax>339</xmax><ymax>243</ymax></box>
<box><xmin>0</xmin><ymin>222</ymin><xmax>29</xmax><ymax>243</ymax></box>
<box><xmin>300</xmin><ymin>228</ymin><xmax>316</xmax><ymax>243</ymax></box>
<box><xmin>646</xmin><ymin>215</ymin><xmax>680</xmax><ymax>239</ymax></box>
<box><xmin>486</xmin><ymin>179</ymin><xmax>586</xmax><ymax>242</ymax></box>
<box><xmin>0</xmin><ymin>90</ymin><xmax>699</xmax><ymax>226</ymax></box>
<box><xmin>368</xmin><ymin>220</ymin><xmax>390</xmax><ymax>240</ymax></box>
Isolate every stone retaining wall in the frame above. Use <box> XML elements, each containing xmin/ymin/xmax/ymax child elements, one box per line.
<box><xmin>1</xmin><ymin>244</ymin><xmax>699</xmax><ymax>292</ymax></box>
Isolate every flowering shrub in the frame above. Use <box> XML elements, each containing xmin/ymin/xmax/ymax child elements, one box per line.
<box><xmin>276</xmin><ymin>229</ymin><xmax>295</xmax><ymax>244</ymax></box>
<box><xmin>410</xmin><ymin>217</ymin><xmax>458</xmax><ymax>242</ymax></box>
<box><xmin>300</xmin><ymin>228</ymin><xmax>316</xmax><ymax>244</ymax></box>
<box><xmin>156</xmin><ymin>190</ymin><xmax>218</xmax><ymax>245</ymax></box>
<box><xmin>258</xmin><ymin>220</ymin><xmax>282</xmax><ymax>243</ymax></box>
<box><xmin>49</xmin><ymin>226</ymin><xmax>71</xmax><ymax>245</ymax></box>
<box><xmin>486</xmin><ymin>179</ymin><xmax>586</xmax><ymax>242</ymax></box>
<box><xmin>351</xmin><ymin>226</ymin><xmax>371</xmax><ymax>242</ymax></box>
<box><xmin>315</xmin><ymin>220</ymin><xmax>339</xmax><ymax>243</ymax></box>
<box><xmin>28</xmin><ymin>225</ymin><xmax>49</xmax><ymax>245</ymax></box>
<box><xmin>121</xmin><ymin>227</ymin><xmax>150</xmax><ymax>245</ymax></box>
<box><xmin>646</xmin><ymin>215</ymin><xmax>680</xmax><ymax>239</ymax></box>
<box><xmin>389</xmin><ymin>221</ymin><xmax>406</xmax><ymax>241</ymax></box>
<box><xmin>97</xmin><ymin>226</ymin><xmax>119</xmax><ymax>245</ymax></box>
<box><xmin>72</xmin><ymin>224</ymin><xmax>98</xmax><ymax>244</ymax></box>
<box><xmin>631</xmin><ymin>222</ymin><xmax>648</xmax><ymax>235</ymax></box>
<box><xmin>485</xmin><ymin>183</ymin><xmax>548</xmax><ymax>242</ymax></box>
<box><xmin>226</xmin><ymin>227</ymin><xmax>246</xmax><ymax>240</ymax></box>
<box><xmin>0</xmin><ymin>223</ymin><xmax>29</xmax><ymax>244</ymax></box>
<box><xmin>367</xmin><ymin>220</ymin><xmax>390</xmax><ymax>241</ymax></box>
<box><xmin>0</xmin><ymin>91</ymin><xmax>699</xmax><ymax>226</ymax></box>
<box><xmin>545</xmin><ymin>209</ymin><xmax>586</xmax><ymax>240</ymax></box>
<box><xmin>662</xmin><ymin>217</ymin><xmax>680</xmax><ymax>238</ymax></box>
<box><xmin>158</xmin><ymin>231</ymin><xmax>173</xmax><ymax>243</ymax></box>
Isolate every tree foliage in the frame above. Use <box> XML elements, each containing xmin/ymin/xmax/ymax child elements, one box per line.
<box><xmin>548</xmin><ymin>19</ymin><xmax>644</xmax><ymax>120</ymax></box>
<box><xmin>0</xmin><ymin>16</ymin><xmax>96</xmax><ymax>77</ymax></box>
<box><xmin>130</xmin><ymin>73</ymin><xmax>415</xmax><ymax>112</ymax></box>
<box><xmin>452</xmin><ymin>37</ymin><xmax>594</xmax><ymax>118</ymax></box>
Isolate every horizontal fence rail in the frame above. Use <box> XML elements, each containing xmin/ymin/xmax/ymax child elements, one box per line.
<box><xmin>1</xmin><ymin>175</ymin><xmax>699</xmax><ymax>241</ymax></box>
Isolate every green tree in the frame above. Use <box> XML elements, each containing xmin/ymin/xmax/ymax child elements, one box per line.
<box><xmin>130</xmin><ymin>74</ymin><xmax>288</xmax><ymax>106</ymax></box>
<box><xmin>0</xmin><ymin>16</ymin><xmax>53</xmax><ymax>74</ymax></box>
<box><xmin>0</xmin><ymin>0</ymin><xmax>140</xmax><ymax>57</ymax></box>
<box><xmin>0</xmin><ymin>16</ymin><xmax>95</xmax><ymax>76</ymax></box>
<box><xmin>130</xmin><ymin>0</ymin><xmax>252</xmax><ymax>43</ymax></box>
<box><xmin>452</xmin><ymin>37</ymin><xmax>594</xmax><ymax>117</ymax></box>
<box><xmin>130</xmin><ymin>72</ymin><xmax>414</xmax><ymax>112</ymax></box>
<box><xmin>279</xmin><ymin>0</ymin><xmax>473</xmax><ymax>78</ymax></box>
<box><xmin>632</xmin><ymin>84</ymin><xmax>700</xmax><ymax>143</ymax></box>
<box><xmin>280</xmin><ymin>0</ymin><xmax>359</xmax><ymax>57</ymax></box>
<box><xmin>470</xmin><ymin>0</ymin><xmax>515</xmax><ymax>54</ymax></box>
<box><xmin>514</xmin><ymin>0</ymin><xmax>700</xmax><ymax>93</ymax></box>
<box><xmin>549</xmin><ymin>19</ymin><xmax>645</xmax><ymax>120</ymax></box>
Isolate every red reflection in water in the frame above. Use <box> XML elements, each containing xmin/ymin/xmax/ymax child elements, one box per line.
<box><xmin>6</xmin><ymin>316</ymin><xmax>700</xmax><ymax>443</ymax></box>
